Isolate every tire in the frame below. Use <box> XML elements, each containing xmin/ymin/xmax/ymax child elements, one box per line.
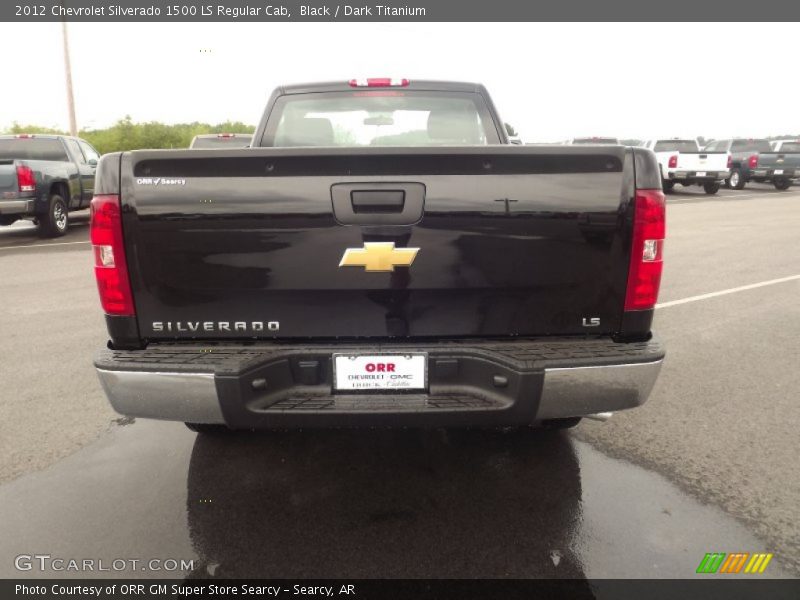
<box><xmin>662</xmin><ymin>180</ymin><xmax>675</xmax><ymax>193</ymax></box>
<box><xmin>773</xmin><ymin>177</ymin><xmax>791</xmax><ymax>190</ymax></box>
<box><xmin>728</xmin><ymin>168</ymin><xmax>746</xmax><ymax>190</ymax></box>
<box><xmin>703</xmin><ymin>181</ymin><xmax>721</xmax><ymax>195</ymax></box>
<box><xmin>541</xmin><ymin>417</ymin><xmax>582</xmax><ymax>431</ymax></box>
<box><xmin>185</xmin><ymin>422</ymin><xmax>231</xmax><ymax>434</ymax></box>
<box><xmin>38</xmin><ymin>194</ymin><xmax>69</xmax><ymax>237</ymax></box>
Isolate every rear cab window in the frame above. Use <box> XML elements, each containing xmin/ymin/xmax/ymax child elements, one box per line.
<box><xmin>732</xmin><ymin>139</ymin><xmax>772</xmax><ymax>153</ymax></box>
<box><xmin>776</xmin><ymin>142</ymin><xmax>800</xmax><ymax>153</ymax></box>
<box><xmin>190</xmin><ymin>134</ymin><xmax>253</xmax><ymax>149</ymax></box>
<box><xmin>0</xmin><ymin>137</ymin><xmax>69</xmax><ymax>161</ymax></box>
<box><xmin>261</xmin><ymin>90</ymin><xmax>500</xmax><ymax>147</ymax></box>
<box><xmin>571</xmin><ymin>138</ymin><xmax>619</xmax><ymax>145</ymax></box>
<box><xmin>654</xmin><ymin>140</ymin><xmax>699</xmax><ymax>152</ymax></box>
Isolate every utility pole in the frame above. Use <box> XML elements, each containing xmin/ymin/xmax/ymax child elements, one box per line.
<box><xmin>61</xmin><ymin>20</ymin><xmax>78</xmax><ymax>136</ymax></box>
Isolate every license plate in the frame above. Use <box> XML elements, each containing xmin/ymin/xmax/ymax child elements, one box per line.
<box><xmin>774</xmin><ymin>169</ymin><xmax>784</xmax><ymax>175</ymax></box>
<box><xmin>696</xmin><ymin>171</ymin><xmax>707</xmax><ymax>177</ymax></box>
<box><xmin>333</xmin><ymin>353</ymin><xmax>427</xmax><ymax>391</ymax></box>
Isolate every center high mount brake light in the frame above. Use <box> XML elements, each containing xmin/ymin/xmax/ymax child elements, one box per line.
<box><xmin>348</xmin><ymin>78</ymin><xmax>410</xmax><ymax>88</ymax></box>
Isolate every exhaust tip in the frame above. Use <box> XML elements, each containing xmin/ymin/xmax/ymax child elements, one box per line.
<box><xmin>584</xmin><ymin>412</ymin><xmax>613</xmax><ymax>422</ymax></box>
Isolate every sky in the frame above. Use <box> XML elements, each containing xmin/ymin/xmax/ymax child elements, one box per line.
<box><xmin>1</xmin><ymin>22</ymin><xmax>798</xmax><ymax>142</ymax></box>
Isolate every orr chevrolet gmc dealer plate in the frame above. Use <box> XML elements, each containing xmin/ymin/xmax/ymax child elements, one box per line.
<box><xmin>333</xmin><ymin>354</ymin><xmax>427</xmax><ymax>392</ymax></box>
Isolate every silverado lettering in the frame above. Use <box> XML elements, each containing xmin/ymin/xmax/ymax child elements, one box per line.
<box><xmin>152</xmin><ymin>321</ymin><xmax>280</xmax><ymax>333</ymax></box>
<box><xmin>92</xmin><ymin>79</ymin><xmax>666</xmax><ymax>433</ymax></box>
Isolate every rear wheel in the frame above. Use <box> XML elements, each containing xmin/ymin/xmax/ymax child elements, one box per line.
<box><xmin>662</xmin><ymin>180</ymin><xmax>675</xmax><ymax>193</ymax></box>
<box><xmin>185</xmin><ymin>422</ymin><xmax>232</xmax><ymax>434</ymax></box>
<box><xmin>541</xmin><ymin>417</ymin><xmax>582</xmax><ymax>431</ymax></box>
<box><xmin>703</xmin><ymin>181</ymin><xmax>721</xmax><ymax>195</ymax></box>
<box><xmin>728</xmin><ymin>168</ymin><xmax>746</xmax><ymax>190</ymax></box>
<box><xmin>773</xmin><ymin>177</ymin><xmax>791</xmax><ymax>190</ymax></box>
<box><xmin>38</xmin><ymin>194</ymin><xmax>69</xmax><ymax>237</ymax></box>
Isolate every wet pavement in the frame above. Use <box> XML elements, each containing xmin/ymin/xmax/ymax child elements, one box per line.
<box><xmin>0</xmin><ymin>419</ymin><xmax>786</xmax><ymax>579</ymax></box>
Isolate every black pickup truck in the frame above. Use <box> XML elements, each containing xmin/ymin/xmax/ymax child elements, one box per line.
<box><xmin>0</xmin><ymin>134</ymin><xmax>101</xmax><ymax>236</ymax></box>
<box><xmin>92</xmin><ymin>79</ymin><xmax>666</xmax><ymax>433</ymax></box>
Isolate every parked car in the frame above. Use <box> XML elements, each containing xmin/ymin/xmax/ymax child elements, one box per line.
<box><xmin>640</xmin><ymin>138</ymin><xmax>729</xmax><ymax>195</ymax></box>
<box><xmin>704</xmin><ymin>138</ymin><xmax>800</xmax><ymax>190</ymax></box>
<box><xmin>91</xmin><ymin>79</ymin><xmax>665</xmax><ymax>434</ymax></box>
<box><xmin>189</xmin><ymin>133</ymin><xmax>253</xmax><ymax>148</ymax></box>
<box><xmin>0</xmin><ymin>134</ymin><xmax>100</xmax><ymax>236</ymax></box>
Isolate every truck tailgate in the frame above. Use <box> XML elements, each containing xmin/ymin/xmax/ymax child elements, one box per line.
<box><xmin>120</xmin><ymin>146</ymin><xmax>636</xmax><ymax>340</ymax></box>
<box><xmin>0</xmin><ymin>161</ymin><xmax>18</xmax><ymax>196</ymax></box>
<box><xmin>756</xmin><ymin>152</ymin><xmax>800</xmax><ymax>170</ymax></box>
<box><xmin>676</xmin><ymin>152</ymin><xmax>728</xmax><ymax>171</ymax></box>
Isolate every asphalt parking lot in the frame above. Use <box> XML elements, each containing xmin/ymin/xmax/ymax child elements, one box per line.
<box><xmin>0</xmin><ymin>184</ymin><xmax>798</xmax><ymax>578</ymax></box>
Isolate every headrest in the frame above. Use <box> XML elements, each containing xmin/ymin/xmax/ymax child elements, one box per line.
<box><xmin>426</xmin><ymin>110</ymin><xmax>481</xmax><ymax>144</ymax></box>
<box><xmin>280</xmin><ymin>117</ymin><xmax>334</xmax><ymax>146</ymax></box>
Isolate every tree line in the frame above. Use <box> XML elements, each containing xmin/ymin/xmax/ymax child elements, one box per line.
<box><xmin>3</xmin><ymin>119</ymin><xmax>797</xmax><ymax>152</ymax></box>
<box><xmin>1</xmin><ymin>117</ymin><xmax>255</xmax><ymax>154</ymax></box>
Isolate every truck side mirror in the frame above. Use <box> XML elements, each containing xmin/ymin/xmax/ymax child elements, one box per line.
<box><xmin>88</xmin><ymin>158</ymin><xmax>98</xmax><ymax>167</ymax></box>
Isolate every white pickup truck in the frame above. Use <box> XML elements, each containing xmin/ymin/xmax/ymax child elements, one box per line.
<box><xmin>641</xmin><ymin>139</ymin><xmax>730</xmax><ymax>195</ymax></box>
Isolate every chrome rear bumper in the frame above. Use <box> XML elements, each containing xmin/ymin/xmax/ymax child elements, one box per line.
<box><xmin>95</xmin><ymin>337</ymin><xmax>664</xmax><ymax>428</ymax></box>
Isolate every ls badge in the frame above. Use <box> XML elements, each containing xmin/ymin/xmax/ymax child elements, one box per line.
<box><xmin>339</xmin><ymin>242</ymin><xmax>419</xmax><ymax>272</ymax></box>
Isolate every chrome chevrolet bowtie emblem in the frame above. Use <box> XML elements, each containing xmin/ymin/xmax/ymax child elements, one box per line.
<box><xmin>339</xmin><ymin>242</ymin><xmax>419</xmax><ymax>272</ymax></box>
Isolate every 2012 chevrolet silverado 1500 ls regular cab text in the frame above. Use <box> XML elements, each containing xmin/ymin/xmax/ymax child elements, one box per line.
<box><xmin>92</xmin><ymin>79</ymin><xmax>666</xmax><ymax>433</ymax></box>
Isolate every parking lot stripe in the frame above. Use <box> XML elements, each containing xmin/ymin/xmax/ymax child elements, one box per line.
<box><xmin>656</xmin><ymin>274</ymin><xmax>800</xmax><ymax>309</ymax></box>
<box><xmin>0</xmin><ymin>240</ymin><xmax>90</xmax><ymax>251</ymax></box>
<box><xmin>714</xmin><ymin>191</ymin><xmax>800</xmax><ymax>200</ymax></box>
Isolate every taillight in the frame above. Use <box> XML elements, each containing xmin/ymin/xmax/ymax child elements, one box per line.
<box><xmin>16</xmin><ymin>165</ymin><xmax>36</xmax><ymax>192</ymax></box>
<box><xmin>668</xmin><ymin>155</ymin><xmax>678</xmax><ymax>168</ymax></box>
<box><xmin>217</xmin><ymin>133</ymin><xmax>234</xmax><ymax>138</ymax></box>
<box><xmin>348</xmin><ymin>78</ymin><xmax>409</xmax><ymax>87</ymax></box>
<box><xmin>748</xmin><ymin>154</ymin><xmax>759</xmax><ymax>168</ymax></box>
<box><xmin>14</xmin><ymin>133</ymin><xmax>34</xmax><ymax>139</ymax></box>
<box><xmin>624</xmin><ymin>189</ymin><xmax>666</xmax><ymax>312</ymax></box>
<box><xmin>90</xmin><ymin>194</ymin><xmax>135</xmax><ymax>316</ymax></box>
<box><xmin>727</xmin><ymin>154</ymin><xmax>733</xmax><ymax>169</ymax></box>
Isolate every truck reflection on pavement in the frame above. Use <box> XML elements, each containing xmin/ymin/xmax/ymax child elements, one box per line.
<box><xmin>186</xmin><ymin>428</ymin><xmax>586</xmax><ymax>579</ymax></box>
